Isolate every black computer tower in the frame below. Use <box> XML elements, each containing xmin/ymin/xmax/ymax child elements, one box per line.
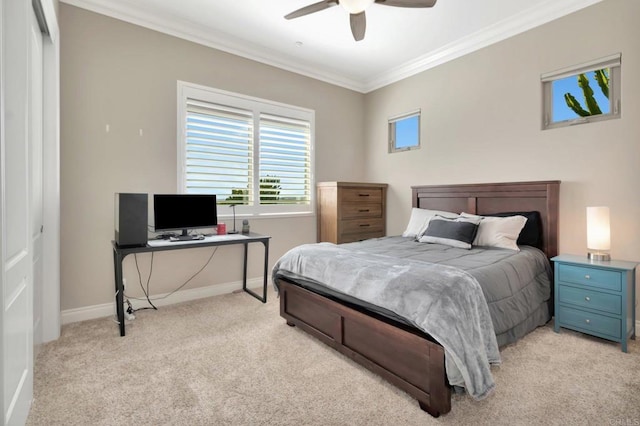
<box><xmin>115</xmin><ymin>193</ymin><xmax>148</xmax><ymax>247</ymax></box>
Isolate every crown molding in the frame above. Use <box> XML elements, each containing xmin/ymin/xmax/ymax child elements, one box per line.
<box><xmin>363</xmin><ymin>0</ymin><xmax>603</xmax><ymax>92</ymax></box>
<box><xmin>61</xmin><ymin>0</ymin><xmax>367</xmax><ymax>92</ymax></box>
<box><xmin>61</xmin><ymin>0</ymin><xmax>602</xmax><ymax>94</ymax></box>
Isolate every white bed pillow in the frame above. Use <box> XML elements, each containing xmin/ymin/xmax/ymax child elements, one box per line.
<box><xmin>461</xmin><ymin>212</ymin><xmax>527</xmax><ymax>251</ymax></box>
<box><xmin>402</xmin><ymin>208</ymin><xmax>458</xmax><ymax>238</ymax></box>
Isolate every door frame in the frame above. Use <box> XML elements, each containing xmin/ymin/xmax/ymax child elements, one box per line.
<box><xmin>39</xmin><ymin>0</ymin><xmax>61</xmax><ymax>344</ymax></box>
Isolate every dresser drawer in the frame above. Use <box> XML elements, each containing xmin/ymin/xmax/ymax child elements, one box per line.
<box><xmin>558</xmin><ymin>285</ymin><xmax>621</xmax><ymax>315</ymax></box>
<box><xmin>557</xmin><ymin>306</ymin><xmax>621</xmax><ymax>339</ymax></box>
<box><xmin>340</xmin><ymin>188</ymin><xmax>383</xmax><ymax>203</ymax></box>
<box><xmin>557</xmin><ymin>264</ymin><xmax>621</xmax><ymax>291</ymax></box>
<box><xmin>341</xmin><ymin>218</ymin><xmax>384</xmax><ymax>235</ymax></box>
<box><xmin>341</xmin><ymin>203</ymin><xmax>382</xmax><ymax>219</ymax></box>
<box><xmin>340</xmin><ymin>231</ymin><xmax>384</xmax><ymax>244</ymax></box>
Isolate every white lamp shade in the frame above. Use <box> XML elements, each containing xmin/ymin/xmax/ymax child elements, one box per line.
<box><xmin>587</xmin><ymin>206</ymin><xmax>610</xmax><ymax>251</ymax></box>
<box><xmin>340</xmin><ymin>0</ymin><xmax>375</xmax><ymax>13</ymax></box>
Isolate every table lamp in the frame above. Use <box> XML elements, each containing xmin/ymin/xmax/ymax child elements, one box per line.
<box><xmin>228</xmin><ymin>204</ymin><xmax>238</xmax><ymax>234</ymax></box>
<box><xmin>587</xmin><ymin>206</ymin><xmax>610</xmax><ymax>261</ymax></box>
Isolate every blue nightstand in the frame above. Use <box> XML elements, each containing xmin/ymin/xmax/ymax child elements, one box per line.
<box><xmin>552</xmin><ymin>255</ymin><xmax>638</xmax><ymax>352</ymax></box>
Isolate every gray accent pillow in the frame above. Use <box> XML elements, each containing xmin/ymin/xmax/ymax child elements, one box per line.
<box><xmin>402</xmin><ymin>208</ymin><xmax>458</xmax><ymax>238</ymax></box>
<box><xmin>418</xmin><ymin>216</ymin><xmax>481</xmax><ymax>249</ymax></box>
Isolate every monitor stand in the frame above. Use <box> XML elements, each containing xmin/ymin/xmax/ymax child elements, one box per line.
<box><xmin>173</xmin><ymin>229</ymin><xmax>199</xmax><ymax>241</ymax></box>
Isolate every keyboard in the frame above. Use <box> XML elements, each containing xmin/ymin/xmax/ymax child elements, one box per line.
<box><xmin>147</xmin><ymin>234</ymin><xmax>250</xmax><ymax>247</ymax></box>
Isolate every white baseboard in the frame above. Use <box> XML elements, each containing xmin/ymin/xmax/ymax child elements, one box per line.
<box><xmin>59</xmin><ymin>289</ymin><xmax>640</xmax><ymax>338</ymax></box>
<box><xmin>61</xmin><ymin>278</ymin><xmax>268</xmax><ymax>325</ymax></box>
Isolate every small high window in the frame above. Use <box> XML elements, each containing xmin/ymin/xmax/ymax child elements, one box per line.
<box><xmin>389</xmin><ymin>109</ymin><xmax>420</xmax><ymax>153</ymax></box>
<box><xmin>542</xmin><ymin>54</ymin><xmax>621</xmax><ymax>130</ymax></box>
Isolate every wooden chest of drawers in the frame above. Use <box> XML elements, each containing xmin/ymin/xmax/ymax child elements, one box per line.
<box><xmin>552</xmin><ymin>254</ymin><xmax>638</xmax><ymax>352</ymax></box>
<box><xmin>317</xmin><ymin>182</ymin><xmax>388</xmax><ymax>244</ymax></box>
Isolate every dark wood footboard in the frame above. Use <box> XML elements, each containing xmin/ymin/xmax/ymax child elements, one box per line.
<box><xmin>278</xmin><ymin>280</ymin><xmax>451</xmax><ymax>417</ymax></box>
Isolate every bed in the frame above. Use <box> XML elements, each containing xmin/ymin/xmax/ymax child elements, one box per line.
<box><xmin>273</xmin><ymin>181</ymin><xmax>560</xmax><ymax>417</ymax></box>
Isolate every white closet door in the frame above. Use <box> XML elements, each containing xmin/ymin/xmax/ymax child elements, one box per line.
<box><xmin>1</xmin><ymin>0</ymin><xmax>35</xmax><ymax>423</ymax></box>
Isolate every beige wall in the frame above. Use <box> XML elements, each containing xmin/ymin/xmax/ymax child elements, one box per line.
<box><xmin>363</xmin><ymin>0</ymin><xmax>640</xmax><ymax>312</ymax></box>
<box><xmin>60</xmin><ymin>5</ymin><xmax>365</xmax><ymax>310</ymax></box>
<box><xmin>62</xmin><ymin>1</ymin><xmax>640</xmax><ymax>317</ymax></box>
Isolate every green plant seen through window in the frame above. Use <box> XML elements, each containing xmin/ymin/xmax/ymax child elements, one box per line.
<box><xmin>563</xmin><ymin>69</ymin><xmax>609</xmax><ymax>117</ymax></box>
<box><xmin>219</xmin><ymin>176</ymin><xmax>282</xmax><ymax>205</ymax></box>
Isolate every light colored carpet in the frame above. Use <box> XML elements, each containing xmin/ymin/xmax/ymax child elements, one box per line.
<box><xmin>28</xmin><ymin>290</ymin><xmax>640</xmax><ymax>425</ymax></box>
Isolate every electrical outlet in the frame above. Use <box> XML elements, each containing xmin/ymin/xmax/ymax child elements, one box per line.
<box><xmin>124</xmin><ymin>298</ymin><xmax>135</xmax><ymax>321</ymax></box>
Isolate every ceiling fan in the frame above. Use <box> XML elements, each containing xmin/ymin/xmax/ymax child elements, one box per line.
<box><xmin>285</xmin><ymin>0</ymin><xmax>437</xmax><ymax>42</ymax></box>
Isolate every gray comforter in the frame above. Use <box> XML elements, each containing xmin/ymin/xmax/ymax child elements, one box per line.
<box><xmin>272</xmin><ymin>236</ymin><xmax>552</xmax><ymax>400</ymax></box>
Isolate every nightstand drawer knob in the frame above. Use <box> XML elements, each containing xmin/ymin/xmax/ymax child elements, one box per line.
<box><xmin>585</xmin><ymin>296</ymin><xmax>590</xmax><ymax>302</ymax></box>
<box><xmin>585</xmin><ymin>319</ymin><xmax>591</xmax><ymax>324</ymax></box>
<box><xmin>584</xmin><ymin>274</ymin><xmax>590</xmax><ymax>279</ymax></box>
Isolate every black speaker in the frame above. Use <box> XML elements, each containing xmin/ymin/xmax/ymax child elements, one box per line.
<box><xmin>115</xmin><ymin>193</ymin><xmax>148</xmax><ymax>247</ymax></box>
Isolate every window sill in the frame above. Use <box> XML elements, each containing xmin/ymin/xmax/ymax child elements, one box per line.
<box><xmin>218</xmin><ymin>212</ymin><xmax>316</xmax><ymax>221</ymax></box>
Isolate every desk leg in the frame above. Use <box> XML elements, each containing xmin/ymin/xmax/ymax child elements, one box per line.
<box><xmin>242</xmin><ymin>240</ymin><xmax>268</xmax><ymax>303</ymax></box>
<box><xmin>262</xmin><ymin>240</ymin><xmax>269</xmax><ymax>302</ymax></box>
<box><xmin>113</xmin><ymin>249</ymin><xmax>126</xmax><ymax>336</ymax></box>
<box><xmin>242</xmin><ymin>242</ymin><xmax>248</xmax><ymax>292</ymax></box>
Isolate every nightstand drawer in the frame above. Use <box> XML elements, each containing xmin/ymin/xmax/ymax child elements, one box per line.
<box><xmin>557</xmin><ymin>264</ymin><xmax>621</xmax><ymax>291</ymax></box>
<box><xmin>557</xmin><ymin>306</ymin><xmax>621</xmax><ymax>339</ymax></box>
<box><xmin>558</xmin><ymin>285</ymin><xmax>621</xmax><ymax>315</ymax></box>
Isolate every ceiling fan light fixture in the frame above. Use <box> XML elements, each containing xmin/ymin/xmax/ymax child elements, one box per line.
<box><xmin>285</xmin><ymin>0</ymin><xmax>437</xmax><ymax>42</ymax></box>
<box><xmin>340</xmin><ymin>0</ymin><xmax>375</xmax><ymax>14</ymax></box>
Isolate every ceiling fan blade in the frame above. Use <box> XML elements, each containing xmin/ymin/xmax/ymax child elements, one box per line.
<box><xmin>350</xmin><ymin>12</ymin><xmax>366</xmax><ymax>41</ymax></box>
<box><xmin>375</xmin><ymin>0</ymin><xmax>437</xmax><ymax>7</ymax></box>
<box><xmin>285</xmin><ymin>0</ymin><xmax>338</xmax><ymax>20</ymax></box>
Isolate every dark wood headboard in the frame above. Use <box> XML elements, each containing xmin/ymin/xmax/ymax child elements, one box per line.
<box><xmin>411</xmin><ymin>181</ymin><xmax>560</xmax><ymax>259</ymax></box>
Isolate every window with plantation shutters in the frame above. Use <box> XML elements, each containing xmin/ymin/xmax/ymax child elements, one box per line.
<box><xmin>259</xmin><ymin>114</ymin><xmax>311</xmax><ymax>206</ymax></box>
<box><xmin>178</xmin><ymin>82</ymin><xmax>315</xmax><ymax>217</ymax></box>
<box><xmin>185</xmin><ymin>100</ymin><xmax>253</xmax><ymax>204</ymax></box>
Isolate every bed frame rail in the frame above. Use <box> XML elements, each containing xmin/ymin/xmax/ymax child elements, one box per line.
<box><xmin>279</xmin><ymin>280</ymin><xmax>451</xmax><ymax>417</ymax></box>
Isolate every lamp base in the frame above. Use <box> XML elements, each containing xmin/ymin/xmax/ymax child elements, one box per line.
<box><xmin>227</xmin><ymin>230</ymin><xmax>238</xmax><ymax>234</ymax></box>
<box><xmin>587</xmin><ymin>252</ymin><xmax>611</xmax><ymax>261</ymax></box>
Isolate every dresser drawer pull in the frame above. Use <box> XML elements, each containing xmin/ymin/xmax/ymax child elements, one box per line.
<box><xmin>358</xmin><ymin>193</ymin><xmax>370</xmax><ymax>197</ymax></box>
<box><xmin>359</xmin><ymin>224</ymin><xmax>371</xmax><ymax>227</ymax></box>
<box><xmin>584</xmin><ymin>274</ymin><xmax>590</xmax><ymax>280</ymax></box>
<box><xmin>585</xmin><ymin>296</ymin><xmax>590</xmax><ymax>302</ymax></box>
<box><xmin>585</xmin><ymin>319</ymin><xmax>591</xmax><ymax>324</ymax></box>
<box><xmin>358</xmin><ymin>209</ymin><xmax>370</xmax><ymax>213</ymax></box>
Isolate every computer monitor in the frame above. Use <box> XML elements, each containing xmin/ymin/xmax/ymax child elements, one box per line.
<box><xmin>153</xmin><ymin>194</ymin><xmax>217</xmax><ymax>237</ymax></box>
